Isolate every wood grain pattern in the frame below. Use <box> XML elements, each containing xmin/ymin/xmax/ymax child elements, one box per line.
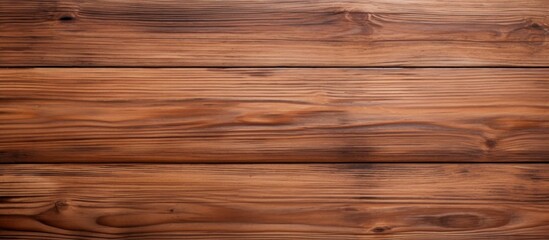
<box><xmin>0</xmin><ymin>164</ymin><xmax>548</xmax><ymax>239</ymax></box>
<box><xmin>1</xmin><ymin>1</ymin><xmax>548</xmax><ymax>239</ymax></box>
<box><xmin>1</xmin><ymin>0</ymin><xmax>549</xmax><ymax>66</ymax></box>
<box><xmin>1</xmin><ymin>68</ymin><xmax>548</xmax><ymax>163</ymax></box>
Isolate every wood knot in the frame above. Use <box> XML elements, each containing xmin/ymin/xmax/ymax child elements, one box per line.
<box><xmin>54</xmin><ymin>200</ymin><xmax>69</xmax><ymax>212</ymax></box>
<box><xmin>343</xmin><ymin>11</ymin><xmax>372</xmax><ymax>24</ymax></box>
<box><xmin>485</xmin><ymin>139</ymin><xmax>497</xmax><ymax>149</ymax></box>
<box><xmin>58</xmin><ymin>15</ymin><xmax>75</xmax><ymax>22</ymax></box>
<box><xmin>529</xmin><ymin>23</ymin><xmax>545</xmax><ymax>31</ymax></box>
<box><xmin>371</xmin><ymin>226</ymin><xmax>391</xmax><ymax>233</ymax></box>
<box><xmin>339</xmin><ymin>10</ymin><xmax>379</xmax><ymax>36</ymax></box>
<box><xmin>507</xmin><ymin>20</ymin><xmax>547</xmax><ymax>46</ymax></box>
<box><xmin>50</xmin><ymin>1</ymin><xmax>80</xmax><ymax>23</ymax></box>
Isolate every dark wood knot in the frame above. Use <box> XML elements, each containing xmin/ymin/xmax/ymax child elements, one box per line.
<box><xmin>371</xmin><ymin>225</ymin><xmax>392</xmax><ymax>233</ymax></box>
<box><xmin>58</xmin><ymin>15</ymin><xmax>75</xmax><ymax>22</ymax></box>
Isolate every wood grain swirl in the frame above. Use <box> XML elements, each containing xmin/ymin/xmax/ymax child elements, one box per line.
<box><xmin>1</xmin><ymin>0</ymin><xmax>549</xmax><ymax>66</ymax></box>
<box><xmin>0</xmin><ymin>164</ymin><xmax>548</xmax><ymax>239</ymax></box>
<box><xmin>0</xmin><ymin>68</ymin><xmax>547</xmax><ymax>162</ymax></box>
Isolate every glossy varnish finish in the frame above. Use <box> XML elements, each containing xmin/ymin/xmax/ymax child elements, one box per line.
<box><xmin>0</xmin><ymin>68</ymin><xmax>547</xmax><ymax>162</ymax></box>
<box><xmin>1</xmin><ymin>164</ymin><xmax>548</xmax><ymax>239</ymax></box>
<box><xmin>1</xmin><ymin>0</ymin><xmax>549</xmax><ymax>66</ymax></box>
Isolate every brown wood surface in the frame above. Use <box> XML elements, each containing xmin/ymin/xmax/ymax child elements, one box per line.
<box><xmin>1</xmin><ymin>1</ymin><xmax>548</xmax><ymax>239</ymax></box>
<box><xmin>0</xmin><ymin>164</ymin><xmax>548</xmax><ymax>239</ymax></box>
<box><xmin>1</xmin><ymin>0</ymin><xmax>549</xmax><ymax>66</ymax></box>
<box><xmin>1</xmin><ymin>68</ymin><xmax>547</xmax><ymax>163</ymax></box>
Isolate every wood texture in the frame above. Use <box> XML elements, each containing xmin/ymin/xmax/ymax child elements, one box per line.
<box><xmin>1</xmin><ymin>0</ymin><xmax>549</xmax><ymax>66</ymax></box>
<box><xmin>0</xmin><ymin>164</ymin><xmax>548</xmax><ymax>239</ymax></box>
<box><xmin>1</xmin><ymin>68</ymin><xmax>548</xmax><ymax>163</ymax></box>
<box><xmin>2</xmin><ymin>2</ymin><xmax>548</xmax><ymax>239</ymax></box>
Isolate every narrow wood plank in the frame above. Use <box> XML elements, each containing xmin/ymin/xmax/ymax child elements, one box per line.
<box><xmin>1</xmin><ymin>0</ymin><xmax>549</xmax><ymax>66</ymax></box>
<box><xmin>1</xmin><ymin>68</ymin><xmax>548</xmax><ymax>163</ymax></box>
<box><xmin>0</xmin><ymin>164</ymin><xmax>548</xmax><ymax>239</ymax></box>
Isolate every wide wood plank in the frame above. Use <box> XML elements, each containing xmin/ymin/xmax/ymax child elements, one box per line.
<box><xmin>1</xmin><ymin>0</ymin><xmax>549</xmax><ymax>66</ymax></box>
<box><xmin>0</xmin><ymin>164</ymin><xmax>548</xmax><ymax>239</ymax></box>
<box><xmin>1</xmin><ymin>68</ymin><xmax>548</xmax><ymax>163</ymax></box>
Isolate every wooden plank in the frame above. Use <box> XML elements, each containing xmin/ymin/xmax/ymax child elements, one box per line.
<box><xmin>0</xmin><ymin>164</ymin><xmax>548</xmax><ymax>239</ymax></box>
<box><xmin>0</xmin><ymin>68</ymin><xmax>547</xmax><ymax>163</ymax></box>
<box><xmin>1</xmin><ymin>0</ymin><xmax>549</xmax><ymax>66</ymax></box>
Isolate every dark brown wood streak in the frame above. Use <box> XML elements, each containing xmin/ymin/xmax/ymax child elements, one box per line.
<box><xmin>1</xmin><ymin>0</ymin><xmax>549</xmax><ymax>66</ymax></box>
<box><xmin>0</xmin><ymin>68</ymin><xmax>547</xmax><ymax>163</ymax></box>
<box><xmin>0</xmin><ymin>164</ymin><xmax>548</xmax><ymax>239</ymax></box>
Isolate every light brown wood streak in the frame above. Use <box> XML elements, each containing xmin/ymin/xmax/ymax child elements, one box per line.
<box><xmin>1</xmin><ymin>0</ymin><xmax>549</xmax><ymax>66</ymax></box>
<box><xmin>0</xmin><ymin>164</ymin><xmax>548</xmax><ymax>239</ymax></box>
<box><xmin>0</xmin><ymin>68</ymin><xmax>547</xmax><ymax>162</ymax></box>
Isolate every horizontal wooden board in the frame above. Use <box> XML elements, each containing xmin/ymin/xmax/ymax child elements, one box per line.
<box><xmin>1</xmin><ymin>0</ymin><xmax>549</xmax><ymax>66</ymax></box>
<box><xmin>0</xmin><ymin>68</ymin><xmax>548</xmax><ymax>163</ymax></box>
<box><xmin>0</xmin><ymin>164</ymin><xmax>548</xmax><ymax>239</ymax></box>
